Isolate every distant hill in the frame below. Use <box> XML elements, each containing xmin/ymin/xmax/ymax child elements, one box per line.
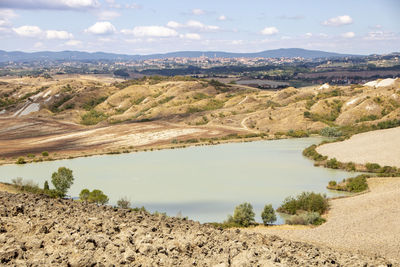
<box><xmin>0</xmin><ymin>48</ymin><xmax>358</xmax><ymax>62</ymax></box>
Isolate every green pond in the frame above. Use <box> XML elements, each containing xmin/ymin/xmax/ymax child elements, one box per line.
<box><xmin>0</xmin><ymin>137</ymin><xmax>355</xmax><ymax>224</ymax></box>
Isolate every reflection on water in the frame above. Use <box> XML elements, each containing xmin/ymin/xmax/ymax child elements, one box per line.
<box><xmin>0</xmin><ymin>138</ymin><xmax>357</xmax><ymax>224</ymax></box>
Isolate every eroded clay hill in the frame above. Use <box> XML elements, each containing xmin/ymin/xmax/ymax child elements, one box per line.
<box><xmin>0</xmin><ymin>75</ymin><xmax>399</xmax><ymax>161</ymax></box>
<box><xmin>0</xmin><ymin>191</ymin><xmax>392</xmax><ymax>266</ymax></box>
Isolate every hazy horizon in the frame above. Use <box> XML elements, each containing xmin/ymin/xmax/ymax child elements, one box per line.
<box><xmin>0</xmin><ymin>0</ymin><xmax>399</xmax><ymax>55</ymax></box>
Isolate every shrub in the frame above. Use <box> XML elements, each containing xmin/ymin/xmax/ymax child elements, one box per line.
<box><xmin>16</xmin><ymin>157</ymin><xmax>26</xmax><ymax>164</ymax></box>
<box><xmin>328</xmin><ymin>180</ymin><xmax>337</xmax><ymax>187</ymax></box>
<box><xmin>81</xmin><ymin>110</ymin><xmax>108</xmax><ymax>125</ymax></box>
<box><xmin>365</xmin><ymin>162</ymin><xmax>381</xmax><ymax>172</ymax></box>
<box><xmin>228</xmin><ymin>202</ymin><xmax>255</xmax><ymax>227</ymax></box>
<box><xmin>345</xmin><ymin>162</ymin><xmax>356</xmax><ymax>171</ymax></box>
<box><xmin>44</xmin><ymin>180</ymin><xmax>49</xmax><ymax>190</ymax></box>
<box><xmin>302</xmin><ymin>145</ymin><xmax>327</xmax><ymax>161</ymax></box>
<box><xmin>42</xmin><ymin>151</ymin><xmax>49</xmax><ymax>157</ymax></box>
<box><xmin>117</xmin><ymin>197</ymin><xmax>131</xmax><ymax>209</ymax></box>
<box><xmin>320</xmin><ymin>127</ymin><xmax>343</xmax><ymax>137</ymax></box>
<box><xmin>287</xmin><ymin>129</ymin><xmax>309</xmax><ymax>138</ymax></box>
<box><xmin>51</xmin><ymin>167</ymin><xmax>74</xmax><ymax>197</ymax></box>
<box><xmin>261</xmin><ymin>204</ymin><xmax>277</xmax><ymax>225</ymax></box>
<box><xmin>346</xmin><ymin>175</ymin><xmax>369</xmax><ymax>192</ymax></box>
<box><xmin>278</xmin><ymin>192</ymin><xmax>329</xmax><ymax>215</ymax></box>
<box><xmin>286</xmin><ymin>212</ymin><xmax>325</xmax><ymax>225</ymax></box>
<box><xmin>27</xmin><ymin>153</ymin><xmax>35</xmax><ymax>158</ymax></box>
<box><xmin>88</xmin><ymin>189</ymin><xmax>109</xmax><ymax>205</ymax></box>
<box><xmin>79</xmin><ymin>189</ymin><xmax>90</xmax><ymax>202</ymax></box>
<box><xmin>11</xmin><ymin>177</ymin><xmax>23</xmax><ymax>187</ymax></box>
<box><xmin>326</xmin><ymin>158</ymin><xmax>340</xmax><ymax>169</ymax></box>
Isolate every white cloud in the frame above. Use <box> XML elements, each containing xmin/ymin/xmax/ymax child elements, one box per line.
<box><xmin>121</xmin><ymin>26</ymin><xmax>178</xmax><ymax>37</ymax></box>
<box><xmin>0</xmin><ymin>19</ymin><xmax>10</xmax><ymax>27</ymax></box>
<box><xmin>96</xmin><ymin>10</ymin><xmax>120</xmax><ymax>20</ymax></box>
<box><xmin>260</xmin><ymin>26</ymin><xmax>279</xmax><ymax>35</ymax></box>
<box><xmin>218</xmin><ymin>15</ymin><xmax>227</xmax><ymax>21</ymax></box>
<box><xmin>192</xmin><ymin>9</ymin><xmax>205</xmax><ymax>15</ymax></box>
<box><xmin>46</xmin><ymin>30</ymin><xmax>73</xmax><ymax>39</ymax></box>
<box><xmin>34</xmin><ymin>42</ymin><xmax>44</xmax><ymax>48</ymax></box>
<box><xmin>85</xmin><ymin>21</ymin><xmax>116</xmax><ymax>35</ymax></box>
<box><xmin>365</xmin><ymin>31</ymin><xmax>396</xmax><ymax>41</ymax></box>
<box><xmin>323</xmin><ymin>15</ymin><xmax>353</xmax><ymax>26</ymax></box>
<box><xmin>0</xmin><ymin>0</ymin><xmax>100</xmax><ymax>10</ymax></box>
<box><xmin>180</xmin><ymin>33</ymin><xmax>201</xmax><ymax>40</ymax></box>
<box><xmin>13</xmin><ymin>25</ymin><xmax>42</xmax><ymax>37</ymax></box>
<box><xmin>0</xmin><ymin>9</ymin><xmax>17</xmax><ymax>19</ymax></box>
<box><xmin>231</xmin><ymin>40</ymin><xmax>243</xmax><ymax>45</ymax></box>
<box><xmin>305</xmin><ymin>32</ymin><xmax>312</xmax><ymax>37</ymax></box>
<box><xmin>341</xmin><ymin>32</ymin><xmax>355</xmax><ymax>38</ymax></box>
<box><xmin>65</xmin><ymin>39</ymin><xmax>82</xmax><ymax>46</ymax></box>
<box><xmin>167</xmin><ymin>20</ymin><xmax>219</xmax><ymax>32</ymax></box>
<box><xmin>167</xmin><ymin>21</ymin><xmax>182</xmax><ymax>29</ymax></box>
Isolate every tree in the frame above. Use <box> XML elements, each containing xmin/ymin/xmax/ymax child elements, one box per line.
<box><xmin>261</xmin><ymin>204</ymin><xmax>277</xmax><ymax>225</ymax></box>
<box><xmin>51</xmin><ymin>167</ymin><xmax>74</xmax><ymax>197</ymax></box>
<box><xmin>232</xmin><ymin>202</ymin><xmax>255</xmax><ymax>227</ymax></box>
<box><xmin>88</xmin><ymin>189</ymin><xmax>109</xmax><ymax>205</ymax></box>
<box><xmin>117</xmin><ymin>197</ymin><xmax>131</xmax><ymax>209</ymax></box>
<box><xmin>79</xmin><ymin>189</ymin><xmax>90</xmax><ymax>202</ymax></box>
<box><xmin>44</xmin><ymin>181</ymin><xmax>50</xmax><ymax>190</ymax></box>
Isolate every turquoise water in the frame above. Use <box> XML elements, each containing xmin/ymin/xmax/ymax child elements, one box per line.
<box><xmin>0</xmin><ymin>138</ymin><xmax>355</xmax><ymax>224</ymax></box>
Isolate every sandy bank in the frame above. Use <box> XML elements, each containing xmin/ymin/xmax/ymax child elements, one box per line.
<box><xmin>249</xmin><ymin>178</ymin><xmax>400</xmax><ymax>263</ymax></box>
<box><xmin>317</xmin><ymin>127</ymin><xmax>400</xmax><ymax>168</ymax></box>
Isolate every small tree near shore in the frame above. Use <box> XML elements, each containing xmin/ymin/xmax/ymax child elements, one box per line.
<box><xmin>117</xmin><ymin>197</ymin><xmax>131</xmax><ymax>209</ymax></box>
<box><xmin>261</xmin><ymin>204</ymin><xmax>277</xmax><ymax>225</ymax></box>
<box><xmin>51</xmin><ymin>167</ymin><xmax>74</xmax><ymax>197</ymax></box>
<box><xmin>231</xmin><ymin>202</ymin><xmax>255</xmax><ymax>227</ymax></box>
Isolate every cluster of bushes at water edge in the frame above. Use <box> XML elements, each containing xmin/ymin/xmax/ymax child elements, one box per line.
<box><xmin>328</xmin><ymin>175</ymin><xmax>370</xmax><ymax>193</ymax></box>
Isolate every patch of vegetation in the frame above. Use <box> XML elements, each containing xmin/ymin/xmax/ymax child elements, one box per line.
<box><xmin>11</xmin><ymin>177</ymin><xmax>61</xmax><ymax>198</ymax></box>
<box><xmin>83</xmin><ymin>96</ymin><xmax>108</xmax><ymax>111</ymax></box>
<box><xmin>158</xmin><ymin>96</ymin><xmax>175</xmax><ymax>104</ymax></box>
<box><xmin>327</xmin><ymin>174</ymin><xmax>370</xmax><ymax>193</ymax></box>
<box><xmin>79</xmin><ymin>188</ymin><xmax>109</xmax><ymax>205</ymax></box>
<box><xmin>117</xmin><ymin>197</ymin><xmax>131</xmax><ymax>209</ymax></box>
<box><xmin>16</xmin><ymin>157</ymin><xmax>26</xmax><ymax>164</ymax></box>
<box><xmin>50</xmin><ymin>95</ymin><xmax>73</xmax><ymax>113</ymax></box>
<box><xmin>51</xmin><ymin>167</ymin><xmax>74</xmax><ymax>197</ymax></box>
<box><xmin>226</xmin><ymin>202</ymin><xmax>255</xmax><ymax>227</ymax></box>
<box><xmin>81</xmin><ymin>109</ymin><xmax>108</xmax><ymax>125</ymax></box>
<box><xmin>277</xmin><ymin>192</ymin><xmax>329</xmax><ymax>215</ymax></box>
<box><xmin>320</xmin><ymin>127</ymin><xmax>342</xmax><ymax>137</ymax></box>
<box><xmin>42</xmin><ymin>151</ymin><xmax>49</xmax><ymax>157</ymax></box>
<box><xmin>261</xmin><ymin>204</ymin><xmax>277</xmax><ymax>225</ymax></box>
<box><xmin>208</xmin><ymin>79</ymin><xmax>230</xmax><ymax>92</ymax></box>
<box><xmin>286</xmin><ymin>129</ymin><xmax>309</xmax><ymax>138</ymax></box>
<box><xmin>302</xmin><ymin>145</ymin><xmax>327</xmax><ymax>161</ymax></box>
<box><xmin>285</xmin><ymin>211</ymin><xmax>325</xmax><ymax>225</ymax></box>
<box><xmin>356</xmin><ymin>114</ymin><xmax>379</xmax><ymax>122</ymax></box>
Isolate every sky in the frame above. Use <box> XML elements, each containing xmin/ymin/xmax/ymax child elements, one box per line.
<box><xmin>0</xmin><ymin>0</ymin><xmax>399</xmax><ymax>55</ymax></box>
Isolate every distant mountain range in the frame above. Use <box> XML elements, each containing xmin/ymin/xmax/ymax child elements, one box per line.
<box><xmin>0</xmin><ymin>48</ymin><xmax>360</xmax><ymax>62</ymax></box>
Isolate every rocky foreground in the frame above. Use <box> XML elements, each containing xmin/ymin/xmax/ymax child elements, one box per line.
<box><xmin>0</xmin><ymin>191</ymin><xmax>393</xmax><ymax>266</ymax></box>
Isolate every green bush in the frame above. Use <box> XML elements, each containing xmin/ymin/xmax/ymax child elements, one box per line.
<box><xmin>346</xmin><ymin>175</ymin><xmax>369</xmax><ymax>192</ymax></box>
<box><xmin>326</xmin><ymin>158</ymin><xmax>340</xmax><ymax>169</ymax></box>
<box><xmin>117</xmin><ymin>197</ymin><xmax>131</xmax><ymax>209</ymax></box>
<box><xmin>286</xmin><ymin>212</ymin><xmax>325</xmax><ymax>225</ymax></box>
<box><xmin>227</xmin><ymin>202</ymin><xmax>255</xmax><ymax>227</ymax></box>
<box><xmin>81</xmin><ymin>110</ymin><xmax>108</xmax><ymax>125</ymax></box>
<box><xmin>320</xmin><ymin>127</ymin><xmax>343</xmax><ymax>137</ymax></box>
<box><xmin>16</xmin><ymin>157</ymin><xmax>26</xmax><ymax>164</ymax></box>
<box><xmin>79</xmin><ymin>189</ymin><xmax>90</xmax><ymax>202</ymax></box>
<box><xmin>261</xmin><ymin>204</ymin><xmax>277</xmax><ymax>225</ymax></box>
<box><xmin>51</xmin><ymin>167</ymin><xmax>74</xmax><ymax>197</ymax></box>
<box><xmin>365</xmin><ymin>162</ymin><xmax>381</xmax><ymax>172</ymax></box>
<box><xmin>88</xmin><ymin>189</ymin><xmax>109</xmax><ymax>205</ymax></box>
<box><xmin>287</xmin><ymin>129</ymin><xmax>309</xmax><ymax>138</ymax></box>
<box><xmin>42</xmin><ymin>151</ymin><xmax>49</xmax><ymax>157</ymax></box>
<box><xmin>44</xmin><ymin>180</ymin><xmax>49</xmax><ymax>190</ymax></box>
<box><xmin>328</xmin><ymin>180</ymin><xmax>337</xmax><ymax>187</ymax></box>
<box><xmin>302</xmin><ymin>145</ymin><xmax>327</xmax><ymax>161</ymax></box>
<box><xmin>278</xmin><ymin>192</ymin><xmax>329</xmax><ymax>215</ymax></box>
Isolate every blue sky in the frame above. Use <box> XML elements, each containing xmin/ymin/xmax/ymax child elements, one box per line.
<box><xmin>0</xmin><ymin>0</ymin><xmax>399</xmax><ymax>54</ymax></box>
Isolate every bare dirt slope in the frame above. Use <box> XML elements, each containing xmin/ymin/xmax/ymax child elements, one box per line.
<box><xmin>317</xmin><ymin>126</ymin><xmax>400</xmax><ymax>168</ymax></box>
<box><xmin>0</xmin><ymin>190</ymin><xmax>392</xmax><ymax>266</ymax></box>
<box><xmin>248</xmin><ymin>178</ymin><xmax>400</xmax><ymax>263</ymax></box>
